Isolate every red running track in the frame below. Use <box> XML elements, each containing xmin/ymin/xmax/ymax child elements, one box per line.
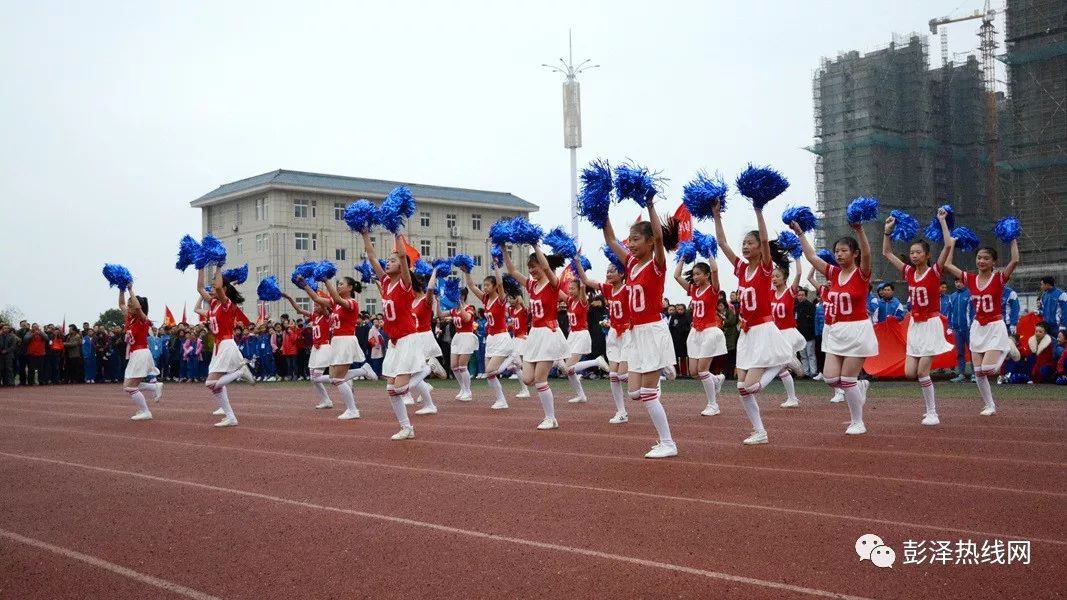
<box><xmin>0</xmin><ymin>381</ymin><xmax>1064</xmax><ymax>599</ymax></box>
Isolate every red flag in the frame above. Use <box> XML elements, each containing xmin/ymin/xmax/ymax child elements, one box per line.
<box><xmin>256</xmin><ymin>301</ymin><xmax>268</xmax><ymax>325</ymax></box>
<box><xmin>181</xmin><ymin>302</ymin><xmax>188</xmax><ymax>325</ymax></box>
<box><xmin>674</xmin><ymin>204</ymin><xmax>693</xmax><ymax>242</ymax></box>
<box><xmin>163</xmin><ymin>306</ymin><xmax>177</xmax><ymax>328</ymax></box>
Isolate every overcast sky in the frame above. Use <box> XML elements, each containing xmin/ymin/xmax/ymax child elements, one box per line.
<box><xmin>0</xmin><ymin>0</ymin><xmax>1001</xmax><ymax>324</ymax></box>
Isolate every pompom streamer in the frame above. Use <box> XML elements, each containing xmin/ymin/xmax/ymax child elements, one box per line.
<box><xmin>222</xmin><ymin>264</ymin><xmax>248</xmax><ymax>285</ymax></box>
<box><xmin>846</xmin><ymin>197</ymin><xmax>879</xmax><ymax>224</ymax></box>
<box><xmin>257</xmin><ymin>276</ymin><xmax>283</xmax><ymax>301</ymax></box>
<box><xmin>682</xmin><ymin>171</ymin><xmax>728</xmax><ymax>220</ymax></box>
<box><xmin>735</xmin><ymin>164</ymin><xmax>789</xmax><ymax>209</ymax></box>
<box><xmin>102</xmin><ymin>264</ymin><xmax>133</xmax><ymax>289</ymax></box>
<box><xmin>782</xmin><ymin>206</ymin><xmax>818</xmax><ymax>232</ymax></box>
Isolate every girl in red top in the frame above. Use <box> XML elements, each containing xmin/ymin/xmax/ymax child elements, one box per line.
<box><xmin>437</xmin><ymin>287</ymin><xmax>478</xmax><ymax>401</ymax></box>
<box><xmin>504</xmin><ymin>242</ymin><xmax>567</xmax><ymax>430</ymax></box>
<box><xmin>119</xmin><ymin>283</ymin><xmax>161</xmax><ymax>421</ymax></box>
<box><xmin>717</xmin><ymin>202</ymin><xmax>800</xmax><ymax>445</ymax></box>
<box><xmin>673</xmin><ymin>259</ymin><xmax>727</xmax><ymax>418</ymax></box>
<box><xmin>558</xmin><ymin>273</ymin><xmax>608</xmax><ymax>405</ymax></box>
<box><xmin>883</xmin><ymin>214</ymin><xmax>955</xmax><ymax>425</ymax></box>
<box><xmin>506</xmin><ymin>294</ymin><xmax>532</xmax><ymax>399</ymax></box>
<box><xmin>791</xmin><ymin>217</ymin><xmax>876</xmax><ymax>436</ymax></box>
<box><xmin>282</xmin><ymin>290</ymin><xmax>337</xmax><ymax>411</ymax></box>
<box><xmin>465</xmin><ymin>263</ymin><xmax>517</xmax><ymax>410</ymax></box>
<box><xmin>602</xmin><ymin>193</ymin><xmax>679</xmax><ymax>459</ymax></box>
<box><xmin>362</xmin><ymin>230</ymin><xmax>424</xmax><ymax>440</ymax></box>
<box><xmin>770</xmin><ymin>258</ymin><xmax>805</xmax><ymax>408</ymax></box>
<box><xmin>575</xmin><ymin>259</ymin><xmax>630</xmax><ymax>424</ymax></box>
<box><xmin>942</xmin><ymin>209</ymin><xmax>1020</xmax><ymax>414</ymax></box>
<box><xmin>413</xmin><ymin>269</ymin><xmax>446</xmax><ymax>385</ymax></box>
<box><xmin>196</xmin><ymin>266</ymin><xmax>254</xmax><ymax>427</ymax></box>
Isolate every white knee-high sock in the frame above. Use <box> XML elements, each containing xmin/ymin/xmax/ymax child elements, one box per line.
<box><xmin>213</xmin><ymin>386</ymin><xmax>235</xmax><ymax>420</ymax></box>
<box><xmin>572</xmin><ymin>359</ymin><xmax>600</xmax><ymax>374</ymax></box>
<box><xmin>975</xmin><ymin>367</ymin><xmax>995</xmax><ymax>409</ymax></box>
<box><xmin>332</xmin><ymin>379</ymin><xmax>357</xmax><ymax>412</ymax></box>
<box><xmin>840</xmin><ymin>376</ymin><xmax>863</xmax><ymax>425</ymax></box>
<box><xmin>311</xmin><ymin>372</ymin><xmax>332</xmax><ymax>384</ymax></box>
<box><xmin>608</xmin><ymin>373</ymin><xmax>626</xmax><ymax>414</ymax></box>
<box><xmin>535</xmin><ymin>383</ymin><xmax>555</xmax><ymax>420</ymax></box>
<box><xmin>125</xmin><ymin>388</ymin><xmax>149</xmax><ymax>412</ymax></box>
<box><xmin>137</xmin><ymin>382</ymin><xmax>159</xmax><ymax>395</ymax></box>
<box><xmin>313</xmin><ymin>379</ymin><xmax>331</xmax><ymax>404</ymax></box>
<box><xmin>566</xmin><ymin>371</ymin><xmax>586</xmax><ymax>401</ymax></box>
<box><xmin>918</xmin><ymin>376</ymin><xmax>936</xmax><ymax>415</ymax></box>
<box><xmin>214</xmin><ymin>367</ymin><xmax>244</xmax><ymax>388</ymax></box>
<box><xmin>739</xmin><ymin>382</ymin><xmax>765</xmax><ymax>432</ymax></box>
<box><xmin>487</xmin><ymin>374</ymin><xmax>505</xmax><ymax>404</ymax></box>
<box><xmin>639</xmin><ymin>387</ymin><xmax>673</xmax><ymax>445</ymax></box>
<box><xmin>453</xmin><ymin>368</ymin><xmax>471</xmax><ymax>394</ymax></box>
<box><xmin>409</xmin><ymin>365</ymin><xmax>431</xmax><ymax>389</ymax></box>
<box><xmin>758</xmin><ymin>367</ymin><xmax>783</xmax><ymax>391</ymax></box>
<box><xmin>698</xmin><ymin>371</ymin><xmax>718</xmax><ymax>408</ymax></box>
<box><xmin>779</xmin><ymin>371</ymin><xmax>797</xmax><ymax>400</ymax></box>
<box><xmin>387</xmin><ymin>385</ymin><xmax>411</xmax><ymax>428</ymax></box>
<box><xmin>417</xmin><ymin>381</ymin><xmax>436</xmax><ymax>409</ymax></box>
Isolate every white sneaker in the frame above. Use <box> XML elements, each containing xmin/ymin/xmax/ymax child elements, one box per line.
<box><xmin>714</xmin><ymin>374</ymin><xmax>726</xmax><ymax>394</ymax></box>
<box><xmin>830</xmin><ymin>390</ymin><xmax>845</xmax><ymax>404</ymax></box>
<box><xmin>153</xmin><ymin>383</ymin><xmax>164</xmax><ymax>402</ymax></box>
<box><xmin>456</xmin><ymin>393</ymin><xmax>473</xmax><ymax>402</ymax></box>
<box><xmin>314</xmin><ymin>400</ymin><xmax>334</xmax><ymax>410</ymax></box>
<box><xmin>780</xmin><ymin>398</ymin><xmax>800</xmax><ymax>408</ymax></box>
<box><xmin>130</xmin><ymin>411</ymin><xmax>153</xmax><ymax>421</ymax></box>
<box><xmin>428</xmin><ymin>360</ymin><xmax>446</xmax><ymax>379</ymax></box>
<box><xmin>212</xmin><ymin>407</ymin><xmax>225</xmax><ymax>416</ymax></box>
<box><xmin>337</xmin><ymin>408</ymin><xmax>361</xmax><ymax>420</ymax></box>
<box><xmin>361</xmin><ymin>364</ymin><xmax>379</xmax><ymax>381</ymax></box>
<box><xmin>403</xmin><ymin>396</ymin><xmax>415</xmax><ymax>406</ymax></box>
<box><xmin>390</xmin><ymin>426</ymin><xmax>415</xmax><ymax>440</ymax></box>
<box><xmin>644</xmin><ymin>442</ymin><xmax>678</xmax><ymax>459</ymax></box>
<box><xmin>813</xmin><ymin>373</ymin><xmax>824</xmax><ymax>381</ymax></box>
<box><xmin>595</xmin><ymin>356</ymin><xmax>611</xmax><ymax>373</ymax></box>
<box><xmin>743</xmin><ymin>430</ymin><xmax>768</xmax><ymax>445</ymax></box>
<box><xmin>515</xmin><ymin>389</ymin><xmax>530</xmax><ymax>398</ymax></box>
<box><xmin>475</xmin><ymin>373</ymin><xmax>487</xmax><ymax>379</ymax></box>
<box><xmin>567</xmin><ymin>396</ymin><xmax>587</xmax><ymax>404</ymax></box>
<box><xmin>490</xmin><ymin>400</ymin><xmax>509</xmax><ymax>410</ymax></box>
<box><xmin>845</xmin><ymin>422</ymin><xmax>867</xmax><ymax>435</ymax></box>
<box><xmin>414</xmin><ymin>406</ymin><xmax>438</xmax><ymax>415</ymax></box>
<box><xmin>700</xmin><ymin>404</ymin><xmax>721</xmax><ymax>417</ymax></box>
<box><xmin>980</xmin><ymin>406</ymin><xmax>996</xmax><ymax>416</ymax></box>
<box><xmin>214</xmin><ymin>417</ymin><xmax>238</xmax><ymax>428</ymax></box>
<box><xmin>536</xmin><ymin>418</ymin><xmax>559</xmax><ymax>430</ymax></box>
<box><xmin>921</xmin><ymin>413</ymin><xmax>940</xmax><ymax>426</ymax></box>
<box><xmin>508</xmin><ymin>374</ymin><xmax>519</xmax><ymax>380</ymax></box>
<box><xmin>609</xmin><ymin>412</ymin><xmax>629</xmax><ymax>424</ymax></box>
<box><xmin>664</xmin><ymin>364</ymin><xmax>677</xmax><ymax>380</ymax></box>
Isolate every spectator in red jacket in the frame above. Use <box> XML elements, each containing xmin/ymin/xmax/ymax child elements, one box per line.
<box><xmin>23</xmin><ymin>324</ymin><xmax>47</xmax><ymax>385</ymax></box>
<box><xmin>282</xmin><ymin>324</ymin><xmax>300</xmax><ymax>381</ymax></box>
<box><xmin>1023</xmin><ymin>322</ymin><xmax>1056</xmax><ymax>383</ymax></box>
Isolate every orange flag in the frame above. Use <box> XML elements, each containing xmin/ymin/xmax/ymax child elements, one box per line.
<box><xmin>395</xmin><ymin>235</ymin><xmax>421</xmax><ymax>265</ymax></box>
<box><xmin>163</xmin><ymin>306</ymin><xmax>177</xmax><ymax>328</ymax></box>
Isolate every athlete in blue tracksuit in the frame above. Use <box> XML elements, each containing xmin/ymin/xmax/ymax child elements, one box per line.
<box><xmin>947</xmin><ymin>278</ymin><xmax>975</xmax><ymax>382</ymax></box>
<box><xmin>1038</xmin><ymin>277</ymin><xmax>1067</xmax><ymax>333</ymax></box>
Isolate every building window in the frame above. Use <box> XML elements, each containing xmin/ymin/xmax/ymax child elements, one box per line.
<box><xmin>334</xmin><ymin>202</ymin><xmax>345</xmax><ymax>220</ymax></box>
<box><xmin>419</xmin><ymin>240</ymin><xmax>431</xmax><ymax>256</ymax></box>
<box><xmin>294</xmin><ymin>199</ymin><xmax>309</xmax><ymax>218</ymax></box>
<box><xmin>295</xmin><ymin>233</ymin><xmax>310</xmax><ymax>251</ymax></box>
<box><xmin>234</xmin><ymin>238</ymin><xmax>242</xmax><ymax>256</ymax></box>
<box><xmin>296</xmin><ymin>297</ymin><xmax>311</xmax><ymax>313</ymax></box>
<box><xmin>255</xmin><ymin>197</ymin><xmax>267</xmax><ymax>221</ymax></box>
<box><xmin>311</xmin><ymin>233</ymin><xmax>317</xmax><ymax>251</ymax></box>
<box><xmin>235</xmin><ymin>203</ymin><xmax>243</xmax><ymax>227</ymax></box>
<box><xmin>364</xmin><ymin>298</ymin><xmax>379</xmax><ymax>315</ymax></box>
<box><xmin>335</xmin><ymin>248</ymin><xmax>346</xmax><ymax>261</ymax></box>
<box><xmin>420</xmin><ymin>211</ymin><xmax>431</xmax><ymax>227</ymax></box>
<box><xmin>255</xmin><ymin>233</ymin><xmax>268</xmax><ymax>252</ymax></box>
<box><xmin>310</xmin><ymin>200</ymin><xmax>317</xmax><ymax>218</ymax></box>
<box><xmin>446</xmin><ymin>214</ymin><xmax>456</xmax><ymax>229</ymax></box>
<box><xmin>255</xmin><ymin>265</ymin><xmax>268</xmax><ymax>281</ymax></box>
<box><xmin>473</xmin><ymin>255</ymin><xmax>482</xmax><ymax>267</ymax></box>
<box><xmin>472</xmin><ymin>214</ymin><xmax>481</xmax><ymax>231</ymax></box>
<box><xmin>447</xmin><ymin>241</ymin><xmax>457</xmax><ymax>257</ymax></box>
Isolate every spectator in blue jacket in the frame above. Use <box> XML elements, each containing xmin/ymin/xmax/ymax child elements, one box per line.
<box><xmin>939</xmin><ymin>282</ymin><xmax>951</xmax><ymax>317</ymax></box>
<box><xmin>1002</xmin><ymin>286</ymin><xmax>1020</xmax><ymax>335</ymax></box>
<box><xmin>947</xmin><ymin>278</ymin><xmax>975</xmax><ymax>382</ymax></box>
<box><xmin>1038</xmin><ymin>277</ymin><xmax>1067</xmax><ymax>333</ymax></box>
<box><xmin>871</xmin><ymin>283</ymin><xmax>906</xmax><ymax>324</ymax></box>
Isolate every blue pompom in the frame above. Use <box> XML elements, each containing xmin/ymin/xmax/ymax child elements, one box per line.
<box><xmin>817</xmin><ymin>248</ymin><xmax>838</xmax><ymax>267</ymax></box>
<box><xmin>577</xmin><ymin>159</ymin><xmax>614</xmax><ymax>229</ymax></box>
<box><xmin>952</xmin><ymin>226</ymin><xmax>980</xmax><ymax>252</ymax></box>
<box><xmin>291</xmin><ymin>261</ymin><xmax>318</xmax><ymax>291</ymax></box>
<box><xmin>601</xmin><ymin>243</ymin><xmax>626</xmax><ymax>273</ymax></box>
<box><xmin>313</xmin><ymin>260</ymin><xmax>337</xmax><ymax>282</ymax></box>
<box><xmin>432</xmin><ymin>258</ymin><xmax>453</xmax><ymax>277</ymax></box>
<box><xmin>197</xmin><ymin>235</ymin><xmax>227</xmax><ymax>268</ymax></box>
<box><xmin>223</xmin><ymin>263</ymin><xmax>248</xmax><ymax>285</ymax></box>
<box><xmin>543</xmin><ymin>226</ymin><xmax>578</xmax><ymax>258</ymax></box>
<box><xmin>1056</xmin><ymin>375</ymin><xmax>1067</xmax><ymax>386</ymax></box>
<box><xmin>735</xmin><ymin>164</ymin><xmax>789</xmax><ymax>209</ymax></box>
<box><xmin>846</xmin><ymin>197</ymin><xmax>879</xmax><ymax>224</ymax></box>
<box><xmin>377</xmin><ymin>186</ymin><xmax>417</xmax><ymax>234</ymax></box>
<box><xmin>343</xmin><ymin>199</ymin><xmax>379</xmax><ymax>232</ymax></box>
<box><xmin>489</xmin><ymin>218</ymin><xmax>514</xmax><ymax>247</ymax></box>
<box><xmin>452</xmin><ymin>254</ymin><xmax>475</xmax><ymax>273</ymax></box>
<box><xmin>437</xmin><ymin>277</ymin><xmax>462</xmax><ymax>310</ymax></box>
<box><xmin>257</xmin><ymin>276</ymin><xmax>283</xmax><ymax>302</ymax></box>
<box><xmin>355</xmin><ymin>260</ymin><xmax>375</xmax><ymax>283</ymax></box>
<box><xmin>889</xmin><ymin>210</ymin><xmax>920</xmax><ymax>242</ymax></box>
<box><xmin>614</xmin><ymin>162</ymin><xmax>660</xmax><ymax>208</ymax></box>
<box><xmin>176</xmin><ymin>235</ymin><xmax>201</xmax><ymax>272</ymax></box>
<box><xmin>692</xmin><ymin>230</ymin><xmax>719</xmax><ymax>259</ymax></box>
<box><xmin>925</xmin><ymin>205</ymin><xmax>956</xmax><ymax>242</ymax></box>
<box><xmin>776</xmin><ymin>231</ymin><xmax>803</xmax><ymax>259</ymax></box>
<box><xmin>682</xmin><ymin>171</ymin><xmax>728</xmax><ymax>220</ymax></box>
<box><xmin>490</xmin><ymin>245</ymin><xmax>504</xmax><ymax>268</ymax></box>
<box><xmin>781</xmin><ymin>206</ymin><xmax>818</xmax><ymax>232</ymax></box>
<box><xmin>568</xmin><ymin>254</ymin><xmax>592</xmax><ymax>276</ymax></box>
<box><xmin>102</xmin><ymin>263</ymin><xmax>133</xmax><ymax>289</ymax></box>
<box><xmin>994</xmin><ymin>216</ymin><xmax>1021</xmax><ymax>243</ymax></box>
<box><xmin>507</xmin><ymin>218</ymin><xmax>544</xmax><ymax>246</ymax></box>
<box><xmin>412</xmin><ymin>259</ymin><xmax>433</xmax><ymax>280</ymax></box>
<box><xmin>675</xmin><ymin>241</ymin><xmax>697</xmax><ymax>264</ymax></box>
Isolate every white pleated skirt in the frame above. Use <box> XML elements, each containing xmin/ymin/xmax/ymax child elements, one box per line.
<box><xmin>523</xmin><ymin>326</ymin><xmax>569</xmax><ymax>363</ymax></box>
<box><xmin>970</xmin><ymin>320</ymin><xmax>1013</xmax><ymax>354</ymax></box>
<box><xmin>485</xmin><ymin>332</ymin><xmax>513</xmax><ymax>358</ymax></box>
<box><xmin>822</xmin><ymin>320</ymin><xmax>879</xmax><ymax>358</ymax></box>
<box><xmin>308</xmin><ymin>344</ymin><xmax>334</xmax><ymax>369</ymax></box>
<box><xmin>906</xmin><ymin>318</ymin><xmax>954</xmax><ymax>357</ymax></box>
<box><xmin>686</xmin><ymin>327</ymin><xmax>728</xmax><ymax>359</ymax></box>
<box><xmin>737</xmin><ymin>321</ymin><xmax>796</xmax><ymax>370</ymax></box>
<box><xmin>124</xmin><ymin>348</ymin><xmax>160</xmax><ymax>379</ymax></box>
<box><xmin>566</xmin><ymin>329</ymin><xmax>592</xmax><ymax>356</ymax></box>
<box><xmin>627</xmin><ymin>320</ymin><xmax>674</xmax><ymax>374</ymax></box>
<box><xmin>451</xmin><ymin>332</ymin><xmax>478</xmax><ymax>355</ymax></box>
<box><xmin>208</xmin><ymin>339</ymin><xmax>246</xmax><ymax>374</ymax></box>
<box><xmin>382</xmin><ymin>334</ymin><xmax>426</xmax><ymax>378</ymax></box>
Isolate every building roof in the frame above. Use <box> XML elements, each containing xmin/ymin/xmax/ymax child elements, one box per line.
<box><xmin>191</xmin><ymin>169</ymin><xmax>538</xmax><ymax>211</ymax></box>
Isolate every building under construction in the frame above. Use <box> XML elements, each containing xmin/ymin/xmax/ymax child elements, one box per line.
<box><xmin>999</xmin><ymin>0</ymin><xmax>1067</xmax><ymax>291</ymax></box>
<box><xmin>810</xmin><ymin>34</ymin><xmax>994</xmax><ymax>286</ymax></box>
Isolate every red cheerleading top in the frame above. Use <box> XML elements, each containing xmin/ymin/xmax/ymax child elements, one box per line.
<box><xmin>825</xmin><ymin>265</ymin><xmax>871</xmax><ymax>324</ymax></box>
<box><xmin>412</xmin><ymin>295</ymin><xmax>433</xmax><ymax>333</ymax></box>
<box><xmin>689</xmin><ymin>284</ymin><xmax>720</xmax><ymax>331</ymax></box>
<box><xmin>734</xmin><ymin>258</ymin><xmax>774</xmax><ymax>325</ymax></box>
<box><xmin>600</xmin><ymin>282</ymin><xmax>631</xmax><ymax>336</ymax></box>
<box><xmin>311</xmin><ymin>312</ymin><xmax>331</xmax><ymax>348</ymax></box>
<box><xmin>381</xmin><ymin>275</ymin><xmax>417</xmax><ymax>340</ymax></box>
<box><xmin>526</xmin><ymin>278</ymin><xmax>559</xmax><ymax>330</ymax></box>
<box><xmin>331</xmin><ymin>297</ymin><xmax>358</xmax><ymax>336</ymax></box>
<box><xmin>509</xmin><ymin>304</ymin><xmax>529</xmax><ymax>339</ymax></box>
<box><xmin>962</xmin><ymin>270</ymin><xmax>1006</xmax><ymax>325</ymax></box>
<box><xmin>567</xmin><ymin>296</ymin><xmax>589</xmax><ymax>331</ymax></box>
<box><xmin>626</xmin><ymin>253</ymin><xmax>665</xmax><ymax>326</ymax></box>
<box><xmin>451</xmin><ymin>306</ymin><xmax>476</xmax><ymax>333</ymax></box>
<box><xmin>208</xmin><ymin>299</ymin><xmax>239</xmax><ymax>341</ymax></box>
<box><xmin>903</xmin><ymin>264</ymin><xmax>943</xmax><ymax>322</ymax></box>
<box><xmin>484</xmin><ymin>295</ymin><xmax>508</xmax><ymax>336</ymax></box>
<box><xmin>125</xmin><ymin>314</ymin><xmax>151</xmax><ymax>352</ymax></box>
<box><xmin>771</xmin><ymin>286</ymin><xmax>798</xmax><ymax>330</ymax></box>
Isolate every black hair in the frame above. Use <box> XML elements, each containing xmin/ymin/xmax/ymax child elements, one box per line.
<box><xmin>685</xmin><ymin>262</ymin><xmax>712</xmax><ymax>285</ymax></box>
<box><xmin>501</xmin><ymin>276</ymin><xmax>523</xmax><ymax>298</ymax></box>
<box><xmin>221</xmin><ymin>281</ymin><xmax>244</xmax><ymax>304</ymax></box>
<box><xmin>136</xmin><ymin>296</ymin><xmax>149</xmax><ymax>316</ymax></box>
<box><xmin>1042</xmin><ymin>276</ymin><xmax>1055</xmax><ymax>286</ymax></box>
<box><xmin>460</xmin><ymin>288</ymin><xmax>469</xmax><ymax>302</ymax></box>
<box><xmin>630</xmin><ymin>216</ymin><xmax>681</xmax><ymax>252</ymax></box>
<box><xmin>339</xmin><ymin>276</ymin><xmax>363</xmax><ymax>294</ymax></box>
<box><xmin>743</xmin><ymin>229</ymin><xmax>791</xmax><ymax>273</ymax></box>
<box><xmin>482</xmin><ymin>276</ymin><xmax>499</xmax><ymax>292</ymax></box>
<box><xmin>880</xmin><ymin>283</ymin><xmax>895</xmax><ymax>292</ymax></box>
<box><xmin>1036</xmin><ymin>321</ymin><xmax>1052</xmax><ymax>333</ymax></box>
<box><xmin>977</xmin><ymin>246</ymin><xmax>999</xmax><ymax>261</ymax></box>
<box><xmin>529</xmin><ymin>252</ymin><xmax>566</xmax><ymax>270</ymax></box>
<box><xmin>833</xmin><ymin>236</ymin><xmax>861</xmax><ymax>261</ymax></box>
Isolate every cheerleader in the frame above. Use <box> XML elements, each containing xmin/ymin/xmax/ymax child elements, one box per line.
<box><xmin>789</xmin><ymin>219</ymin><xmax>877</xmax><ymax>435</ymax></box>
<box><xmin>714</xmin><ymin>202</ymin><xmax>798</xmax><ymax>444</ymax></box>
<box><xmin>464</xmin><ymin>264</ymin><xmax>519</xmax><ymax>410</ymax></box>
<box><xmin>281</xmin><ymin>290</ymin><xmax>336</xmax><ymax>411</ymax></box>
<box><xmin>361</xmin><ymin>231</ymin><xmax>426</xmax><ymax>439</ymax></box>
<box><xmin>940</xmin><ymin>209</ymin><xmax>1020</xmax><ymax>415</ymax></box>
<box><xmin>882</xmin><ymin>214</ymin><xmax>954</xmax><ymax>425</ymax></box>
<box><xmin>770</xmin><ymin>258</ymin><xmax>805</xmax><ymax>408</ymax></box>
<box><xmin>557</xmin><ymin>274</ymin><xmax>611</xmax><ymax>404</ymax></box>
<box><xmin>198</xmin><ymin>266</ymin><xmax>255</xmax><ymax>428</ymax></box>
<box><xmin>672</xmin><ymin>260</ymin><xmax>727</xmax><ymax>417</ymax></box>
<box><xmin>303</xmin><ymin>276</ymin><xmax>368</xmax><ymax>420</ymax></box>
<box><xmin>507</xmin><ymin>295</ymin><xmax>532</xmax><ymax>398</ymax></box>
<box><xmin>408</xmin><ymin>270</ymin><xmax>444</xmax><ymax>407</ymax></box>
<box><xmin>120</xmin><ymin>283</ymin><xmax>162</xmax><ymax>420</ymax></box>
<box><xmin>503</xmin><ymin>243</ymin><xmax>568</xmax><ymax>430</ymax></box>
<box><xmin>437</xmin><ymin>287</ymin><xmax>478</xmax><ymax>402</ymax></box>
<box><xmin>574</xmin><ymin>259</ymin><xmax>631</xmax><ymax>424</ymax></box>
<box><xmin>602</xmin><ymin>197</ymin><xmax>679</xmax><ymax>458</ymax></box>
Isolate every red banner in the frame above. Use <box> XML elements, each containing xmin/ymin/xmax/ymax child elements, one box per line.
<box><xmin>674</xmin><ymin>204</ymin><xmax>693</xmax><ymax>242</ymax></box>
<box><xmin>864</xmin><ymin>316</ymin><xmax>959</xmax><ymax>378</ymax></box>
<box><xmin>163</xmin><ymin>306</ymin><xmax>177</xmax><ymax>328</ymax></box>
